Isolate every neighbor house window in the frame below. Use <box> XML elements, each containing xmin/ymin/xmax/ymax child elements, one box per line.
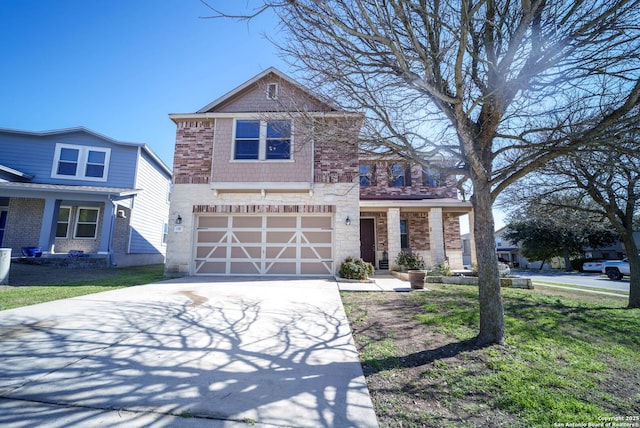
<box><xmin>234</xmin><ymin>119</ymin><xmax>291</xmax><ymax>161</ymax></box>
<box><xmin>389</xmin><ymin>163</ymin><xmax>411</xmax><ymax>187</ymax></box>
<box><xmin>359</xmin><ymin>164</ymin><xmax>376</xmax><ymax>186</ymax></box>
<box><xmin>56</xmin><ymin>207</ymin><xmax>71</xmax><ymax>238</ymax></box>
<box><xmin>422</xmin><ymin>167</ymin><xmax>444</xmax><ymax>187</ymax></box>
<box><xmin>400</xmin><ymin>219</ymin><xmax>409</xmax><ymax>249</ymax></box>
<box><xmin>74</xmin><ymin>208</ymin><xmax>99</xmax><ymax>239</ymax></box>
<box><xmin>52</xmin><ymin>144</ymin><xmax>110</xmax><ymax>181</ymax></box>
<box><xmin>162</xmin><ymin>223</ymin><xmax>168</xmax><ymax>245</ymax></box>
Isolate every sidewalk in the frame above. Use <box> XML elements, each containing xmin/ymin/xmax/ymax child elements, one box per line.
<box><xmin>337</xmin><ymin>273</ymin><xmax>419</xmax><ymax>292</ymax></box>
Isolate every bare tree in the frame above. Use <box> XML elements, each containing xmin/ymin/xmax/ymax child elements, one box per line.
<box><xmin>205</xmin><ymin>0</ymin><xmax>640</xmax><ymax>345</ymax></box>
<box><xmin>506</xmin><ymin>136</ymin><xmax>640</xmax><ymax>308</ymax></box>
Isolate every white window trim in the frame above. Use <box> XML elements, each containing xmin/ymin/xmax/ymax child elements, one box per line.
<box><xmin>56</xmin><ymin>206</ymin><xmax>72</xmax><ymax>239</ymax></box>
<box><xmin>267</xmin><ymin>83</ymin><xmax>278</xmax><ymax>100</ymax></box>
<box><xmin>231</xmin><ymin>119</ymin><xmax>294</xmax><ymax>162</ymax></box>
<box><xmin>51</xmin><ymin>143</ymin><xmax>111</xmax><ymax>182</ymax></box>
<box><xmin>74</xmin><ymin>207</ymin><xmax>100</xmax><ymax>240</ymax></box>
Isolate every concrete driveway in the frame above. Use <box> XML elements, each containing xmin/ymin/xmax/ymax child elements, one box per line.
<box><xmin>0</xmin><ymin>277</ymin><xmax>378</xmax><ymax>427</ymax></box>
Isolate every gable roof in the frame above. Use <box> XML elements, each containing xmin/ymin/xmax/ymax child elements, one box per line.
<box><xmin>196</xmin><ymin>67</ymin><xmax>340</xmax><ymax>113</ymax></box>
<box><xmin>0</xmin><ymin>127</ymin><xmax>172</xmax><ymax>177</ymax></box>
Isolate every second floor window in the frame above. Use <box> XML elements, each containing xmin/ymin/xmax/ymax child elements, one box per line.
<box><xmin>234</xmin><ymin>119</ymin><xmax>291</xmax><ymax>161</ymax></box>
<box><xmin>423</xmin><ymin>167</ymin><xmax>445</xmax><ymax>187</ymax></box>
<box><xmin>359</xmin><ymin>164</ymin><xmax>376</xmax><ymax>186</ymax></box>
<box><xmin>52</xmin><ymin>144</ymin><xmax>110</xmax><ymax>181</ymax></box>
<box><xmin>388</xmin><ymin>163</ymin><xmax>411</xmax><ymax>187</ymax></box>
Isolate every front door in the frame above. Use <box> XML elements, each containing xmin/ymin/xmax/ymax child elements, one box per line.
<box><xmin>360</xmin><ymin>218</ymin><xmax>375</xmax><ymax>264</ymax></box>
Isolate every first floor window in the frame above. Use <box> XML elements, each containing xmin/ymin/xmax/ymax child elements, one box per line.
<box><xmin>162</xmin><ymin>223</ymin><xmax>168</xmax><ymax>245</ymax></box>
<box><xmin>234</xmin><ymin>119</ymin><xmax>291</xmax><ymax>161</ymax></box>
<box><xmin>75</xmin><ymin>208</ymin><xmax>99</xmax><ymax>239</ymax></box>
<box><xmin>400</xmin><ymin>219</ymin><xmax>409</xmax><ymax>249</ymax></box>
<box><xmin>56</xmin><ymin>207</ymin><xmax>71</xmax><ymax>238</ymax></box>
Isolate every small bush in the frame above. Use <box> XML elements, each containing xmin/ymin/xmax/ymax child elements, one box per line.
<box><xmin>394</xmin><ymin>251</ymin><xmax>426</xmax><ymax>270</ymax></box>
<box><xmin>428</xmin><ymin>264</ymin><xmax>453</xmax><ymax>276</ymax></box>
<box><xmin>339</xmin><ymin>256</ymin><xmax>375</xmax><ymax>280</ymax></box>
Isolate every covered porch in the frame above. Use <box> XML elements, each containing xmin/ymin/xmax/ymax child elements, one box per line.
<box><xmin>359</xmin><ymin>199</ymin><xmax>473</xmax><ymax>270</ymax></box>
<box><xmin>0</xmin><ymin>182</ymin><xmax>137</xmax><ymax>261</ymax></box>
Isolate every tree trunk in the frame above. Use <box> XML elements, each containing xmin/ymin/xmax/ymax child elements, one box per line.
<box><xmin>538</xmin><ymin>260</ymin><xmax>545</xmax><ymax>270</ymax></box>
<box><xmin>563</xmin><ymin>247</ymin><xmax>573</xmax><ymax>272</ymax></box>
<box><xmin>472</xmin><ymin>188</ymin><xmax>505</xmax><ymax>346</ymax></box>
<box><xmin>621</xmin><ymin>233</ymin><xmax>640</xmax><ymax>308</ymax></box>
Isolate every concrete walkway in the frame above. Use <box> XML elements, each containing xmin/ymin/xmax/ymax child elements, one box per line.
<box><xmin>0</xmin><ymin>277</ymin><xmax>379</xmax><ymax>427</ymax></box>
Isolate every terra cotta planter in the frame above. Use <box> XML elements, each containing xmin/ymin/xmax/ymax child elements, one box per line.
<box><xmin>408</xmin><ymin>270</ymin><xmax>426</xmax><ymax>289</ymax></box>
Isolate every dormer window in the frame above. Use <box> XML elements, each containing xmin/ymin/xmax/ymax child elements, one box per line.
<box><xmin>234</xmin><ymin>119</ymin><xmax>291</xmax><ymax>161</ymax></box>
<box><xmin>51</xmin><ymin>144</ymin><xmax>110</xmax><ymax>181</ymax></box>
<box><xmin>267</xmin><ymin>83</ymin><xmax>278</xmax><ymax>100</ymax></box>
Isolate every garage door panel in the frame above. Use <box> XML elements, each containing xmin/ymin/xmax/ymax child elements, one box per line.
<box><xmin>301</xmin><ymin>217</ymin><xmax>332</xmax><ymax>228</ymax></box>
<box><xmin>302</xmin><ymin>231</ymin><xmax>332</xmax><ymax>244</ymax></box>
<box><xmin>198</xmin><ymin>217</ymin><xmax>228</xmax><ymax>228</ymax></box>
<box><xmin>195</xmin><ymin>215</ymin><xmax>333</xmax><ymax>276</ymax></box>
<box><xmin>230</xmin><ymin>246</ymin><xmax>261</xmax><ymax>258</ymax></box>
<box><xmin>267</xmin><ymin>217</ymin><xmax>297</xmax><ymax>228</ymax></box>
<box><xmin>230</xmin><ymin>262</ymin><xmax>261</xmax><ymax>274</ymax></box>
<box><xmin>266</xmin><ymin>246</ymin><xmax>296</xmax><ymax>258</ymax></box>
<box><xmin>266</xmin><ymin>231</ymin><xmax>296</xmax><ymax>243</ymax></box>
<box><xmin>195</xmin><ymin>261</ymin><xmax>226</xmax><ymax>274</ymax></box>
<box><xmin>301</xmin><ymin>246</ymin><xmax>332</xmax><ymax>259</ymax></box>
<box><xmin>265</xmin><ymin>262</ymin><xmax>297</xmax><ymax>275</ymax></box>
<box><xmin>197</xmin><ymin>231</ymin><xmax>226</xmax><ymax>242</ymax></box>
<box><xmin>232</xmin><ymin>231</ymin><xmax>262</xmax><ymax>243</ymax></box>
<box><xmin>196</xmin><ymin>246</ymin><xmax>227</xmax><ymax>258</ymax></box>
<box><xmin>301</xmin><ymin>262</ymin><xmax>332</xmax><ymax>275</ymax></box>
<box><xmin>233</xmin><ymin>217</ymin><xmax>262</xmax><ymax>228</ymax></box>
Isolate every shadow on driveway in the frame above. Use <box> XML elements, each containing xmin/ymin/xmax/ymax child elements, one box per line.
<box><xmin>0</xmin><ymin>278</ymin><xmax>378</xmax><ymax>427</ymax></box>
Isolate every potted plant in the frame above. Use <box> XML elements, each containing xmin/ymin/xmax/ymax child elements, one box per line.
<box><xmin>395</xmin><ymin>251</ymin><xmax>427</xmax><ymax>289</ymax></box>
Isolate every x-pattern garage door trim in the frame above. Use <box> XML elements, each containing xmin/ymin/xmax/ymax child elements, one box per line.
<box><xmin>195</xmin><ymin>214</ymin><xmax>333</xmax><ymax>276</ymax></box>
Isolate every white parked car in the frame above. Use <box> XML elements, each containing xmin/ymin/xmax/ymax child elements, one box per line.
<box><xmin>498</xmin><ymin>262</ymin><xmax>511</xmax><ymax>276</ymax></box>
<box><xmin>582</xmin><ymin>260</ymin><xmax>604</xmax><ymax>272</ymax></box>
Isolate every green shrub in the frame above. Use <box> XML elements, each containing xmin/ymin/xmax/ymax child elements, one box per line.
<box><xmin>339</xmin><ymin>256</ymin><xmax>375</xmax><ymax>280</ymax></box>
<box><xmin>394</xmin><ymin>251</ymin><xmax>426</xmax><ymax>270</ymax></box>
<box><xmin>428</xmin><ymin>264</ymin><xmax>453</xmax><ymax>276</ymax></box>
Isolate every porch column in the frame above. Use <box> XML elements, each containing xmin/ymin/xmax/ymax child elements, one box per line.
<box><xmin>387</xmin><ymin>208</ymin><xmax>401</xmax><ymax>264</ymax></box>
<box><xmin>429</xmin><ymin>207</ymin><xmax>446</xmax><ymax>266</ymax></box>
<box><xmin>469</xmin><ymin>211</ymin><xmax>477</xmax><ymax>268</ymax></box>
<box><xmin>38</xmin><ymin>198</ymin><xmax>60</xmax><ymax>254</ymax></box>
<box><xmin>98</xmin><ymin>201</ymin><xmax>115</xmax><ymax>255</ymax></box>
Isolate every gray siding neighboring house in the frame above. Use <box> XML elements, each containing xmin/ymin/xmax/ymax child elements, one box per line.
<box><xmin>0</xmin><ymin>127</ymin><xmax>172</xmax><ymax>267</ymax></box>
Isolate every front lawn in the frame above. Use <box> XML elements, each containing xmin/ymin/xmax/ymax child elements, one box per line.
<box><xmin>342</xmin><ymin>284</ymin><xmax>640</xmax><ymax>427</ymax></box>
<box><xmin>0</xmin><ymin>264</ymin><xmax>165</xmax><ymax>311</ymax></box>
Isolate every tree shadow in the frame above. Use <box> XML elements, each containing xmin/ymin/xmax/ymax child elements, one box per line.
<box><xmin>0</xmin><ymin>282</ymin><xmax>376</xmax><ymax>427</ymax></box>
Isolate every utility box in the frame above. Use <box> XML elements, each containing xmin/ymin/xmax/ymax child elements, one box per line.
<box><xmin>0</xmin><ymin>248</ymin><xmax>11</xmax><ymax>285</ymax></box>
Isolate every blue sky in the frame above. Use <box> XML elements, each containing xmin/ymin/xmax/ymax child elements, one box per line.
<box><xmin>0</xmin><ymin>0</ymin><xmax>287</xmax><ymax>168</ymax></box>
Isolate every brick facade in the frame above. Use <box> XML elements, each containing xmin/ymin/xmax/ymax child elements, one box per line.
<box><xmin>172</xmin><ymin>121</ymin><xmax>214</xmax><ymax>184</ymax></box>
<box><xmin>359</xmin><ymin>161</ymin><xmax>457</xmax><ymax>199</ymax></box>
<box><xmin>3</xmin><ymin>198</ymin><xmax>43</xmax><ymax>255</ymax></box>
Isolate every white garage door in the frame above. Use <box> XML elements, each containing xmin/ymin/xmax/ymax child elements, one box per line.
<box><xmin>194</xmin><ymin>214</ymin><xmax>334</xmax><ymax>276</ymax></box>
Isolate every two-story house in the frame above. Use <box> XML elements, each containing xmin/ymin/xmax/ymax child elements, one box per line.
<box><xmin>165</xmin><ymin>68</ymin><xmax>472</xmax><ymax>277</ymax></box>
<box><xmin>0</xmin><ymin>127</ymin><xmax>172</xmax><ymax>267</ymax></box>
